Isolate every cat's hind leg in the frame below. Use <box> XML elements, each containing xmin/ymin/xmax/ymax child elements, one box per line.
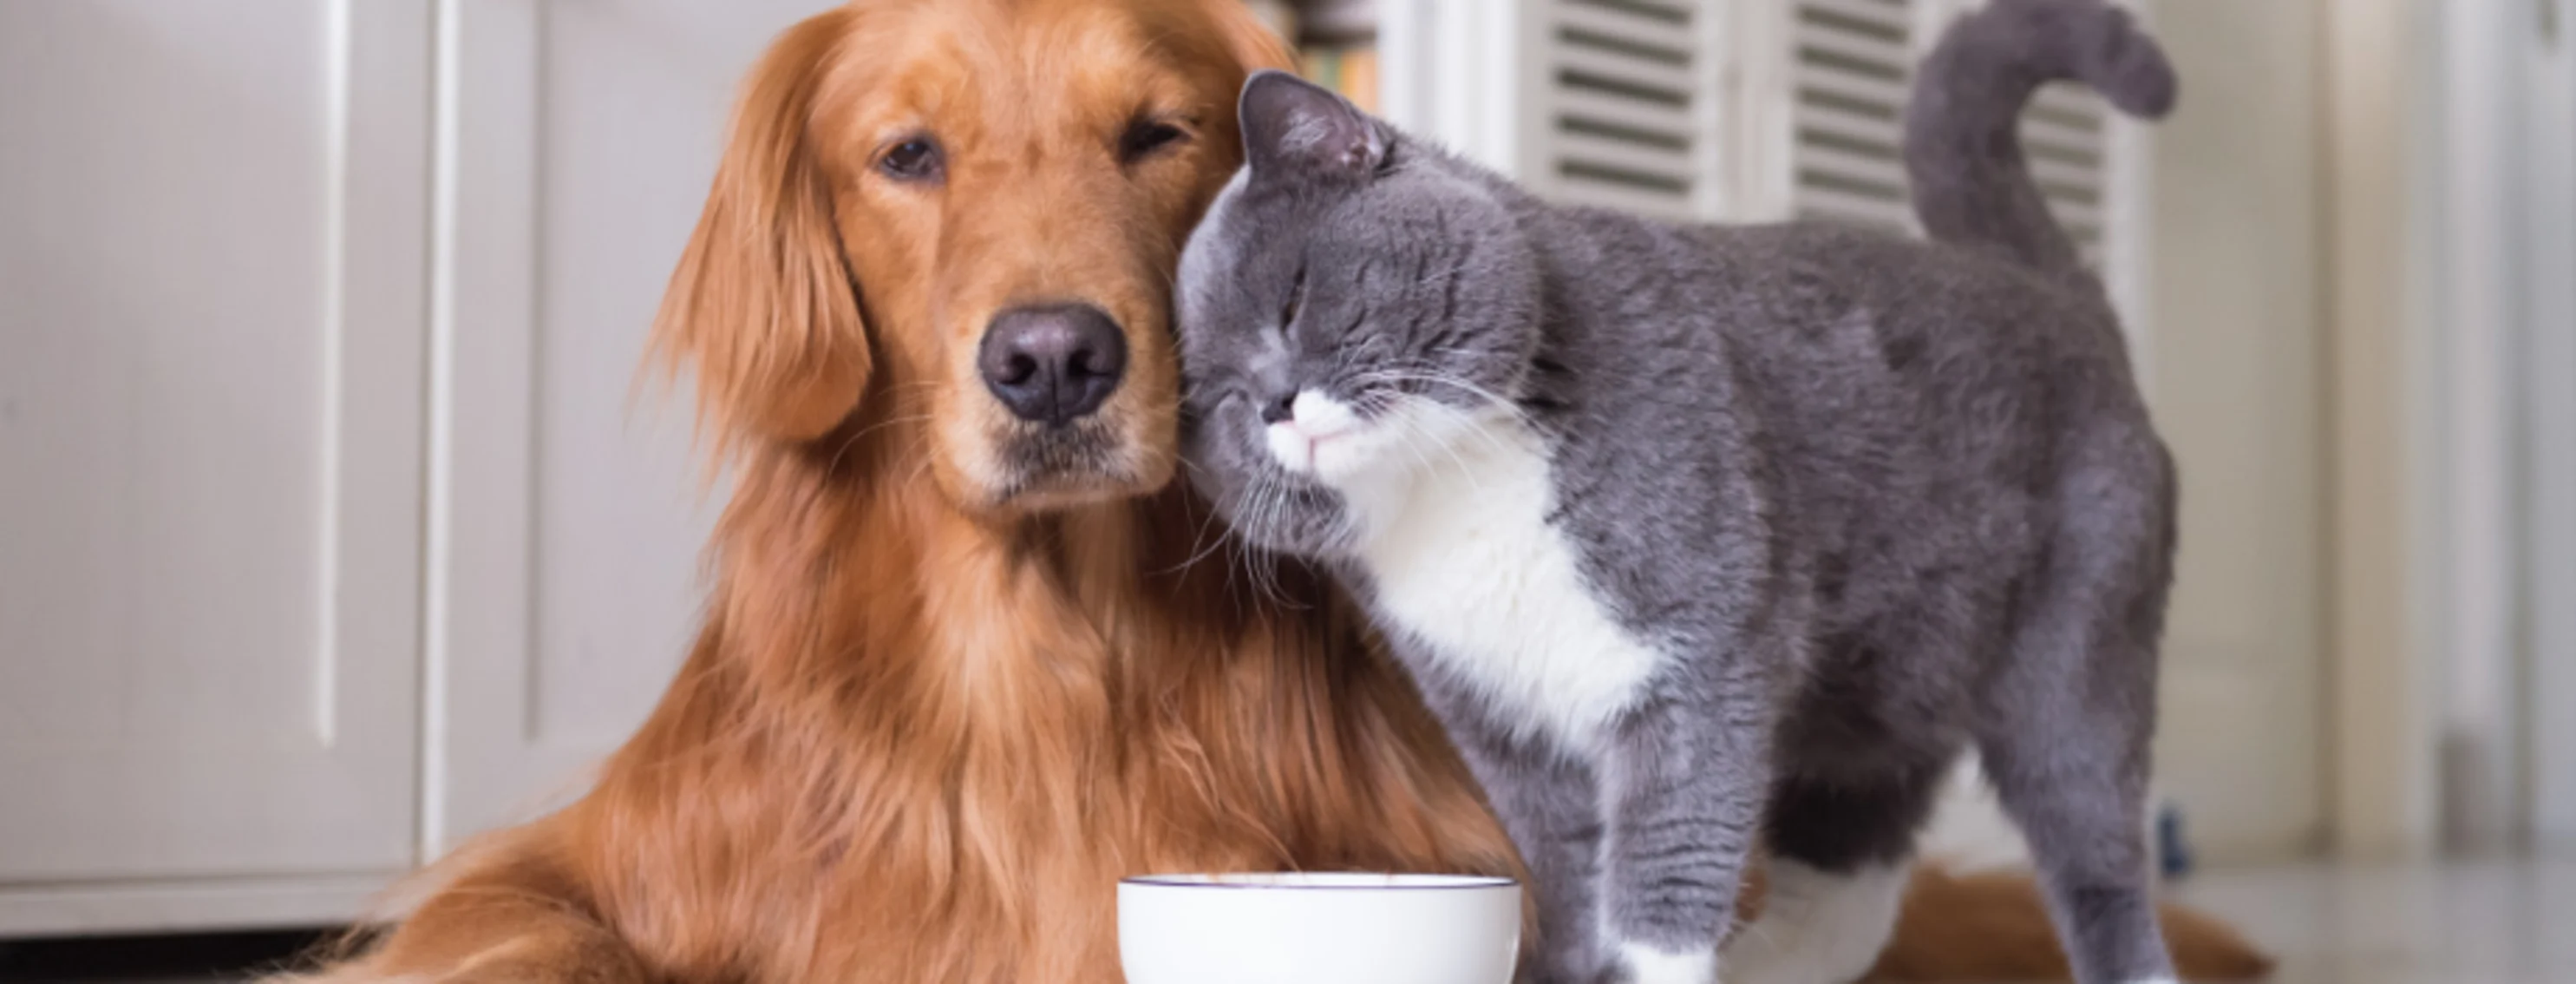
<box><xmin>1975</xmin><ymin>680</ymin><xmax>2172</xmax><ymax>984</ymax></box>
<box><xmin>1975</xmin><ymin>449</ymin><xmax>2178</xmax><ymax>984</ymax></box>
<box><xmin>1721</xmin><ymin>761</ymin><xmax>1947</xmax><ymax>984</ymax></box>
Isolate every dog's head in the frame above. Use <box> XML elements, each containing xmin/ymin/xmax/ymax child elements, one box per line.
<box><xmin>654</xmin><ymin>0</ymin><xmax>1291</xmax><ymax>515</ymax></box>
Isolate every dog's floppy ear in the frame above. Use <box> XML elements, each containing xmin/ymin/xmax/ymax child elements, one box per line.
<box><xmin>651</xmin><ymin>10</ymin><xmax>868</xmax><ymax>452</ymax></box>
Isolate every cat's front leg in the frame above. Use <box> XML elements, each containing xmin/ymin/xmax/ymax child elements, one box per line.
<box><xmin>1454</xmin><ymin>723</ymin><xmax>1613</xmax><ymax>984</ymax></box>
<box><xmin>1597</xmin><ymin>657</ymin><xmax>1779</xmax><ymax>984</ymax></box>
<box><xmin>1399</xmin><ymin>666</ymin><xmax>1614</xmax><ymax>984</ymax></box>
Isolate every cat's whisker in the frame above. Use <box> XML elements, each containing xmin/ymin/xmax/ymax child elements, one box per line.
<box><xmin>1211</xmin><ymin>508</ymin><xmax>1248</xmax><ymax>604</ymax></box>
<box><xmin>1244</xmin><ymin>473</ymin><xmax>1289</xmax><ymax>607</ymax></box>
<box><xmin>1224</xmin><ymin>470</ymin><xmax>1263</xmax><ymax>600</ymax></box>
<box><xmin>1211</xmin><ymin>464</ymin><xmax>1283</xmax><ymax>607</ymax></box>
<box><xmin>1395</xmin><ymin>404</ymin><xmax>1486</xmax><ymax>495</ymax></box>
<box><xmin>1365</xmin><ymin>367</ymin><xmax>1532</xmax><ymax>426</ymax></box>
<box><xmin>1259</xmin><ymin>478</ymin><xmax>1318</xmax><ymax>608</ymax></box>
<box><xmin>1363</xmin><ymin>401</ymin><xmax>1441</xmax><ymax>478</ymax></box>
<box><xmin>1379</xmin><ymin>408</ymin><xmax>1458</xmax><ymax>488</ymax></box>
<box><xmin>1345</xmin><ymin>369</ymin><xmax>1530</xmax><ymax>430</ymax></box>
<box><xmin>1209</xmin><ymin>525</ymin><xmax>1270</xmax><ymax>600</ymax></box>
<box><xmin>1160</xmin><ymin>482</ymin><xmax>1239</xmax><ymax>579</ymax></box>
<box><xmin>1438</xmin><ymin>402</ymin><xmax>1528</xmax><ymax>462</ymax></box>
<box><xmin>1329</xmin><ymin>371</ymin><xmax>1504</xmax><ymax>479</ymax></box>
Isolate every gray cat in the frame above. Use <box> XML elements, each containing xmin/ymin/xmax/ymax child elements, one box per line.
<box><xmin>1170</xmin><ymin>3</ymin><xmax>2182</xmax><ymax>983</ymax></box>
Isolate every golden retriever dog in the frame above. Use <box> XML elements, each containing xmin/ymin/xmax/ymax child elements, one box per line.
<box><xmin>289</xmin><ymin>1</ymin><xmax>2264</xmax><ymax>981</ymax></box>
<box><xmin>294</xmin><ymin>2</ymin><xmax>1518</xmax><ymax>981</ymax></box>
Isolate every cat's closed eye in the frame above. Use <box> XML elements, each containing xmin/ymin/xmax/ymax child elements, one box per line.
<box><xmin>1279</xmin><ymin>264</ymin><xmax>1306</xmax><ymax>333</ymax></box>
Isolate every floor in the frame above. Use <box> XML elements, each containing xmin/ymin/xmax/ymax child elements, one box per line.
<box><xmin>1</xmin><ymin>857</ymin><xmax>2567</xmax><ymax>982</ymax></box>
<box><xmin>0</xmin><ymin>930</ymin><xmax>328</xmax><ymax>983</ymax></box>
<box><xmin>2174</xmin><ymin>855</ymin><xmax>2576</xmax><ymax>984</ymax></box>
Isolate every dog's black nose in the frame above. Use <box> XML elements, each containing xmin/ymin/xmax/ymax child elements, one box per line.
<box><xmin>978</xmin><ymin>304</ymin><xmax>1128</xmax><ymax>425</ymax></box>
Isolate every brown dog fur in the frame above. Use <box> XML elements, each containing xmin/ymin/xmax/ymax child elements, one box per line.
<box><xmin>284</xmin><ymin>2</ymin><xmax>2261</xmax><ymax>981</ymax></box>
<box><xmin>1871</xmin><ymin>867</ymin><xmax>2275</xmax><ymax>982</ymax></box>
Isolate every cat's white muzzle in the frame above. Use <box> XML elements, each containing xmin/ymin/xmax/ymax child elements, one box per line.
<box><xmin>1265</xmin><ymin>390</ymin><xmax>1375</xmax><ymax>480</ymax></box>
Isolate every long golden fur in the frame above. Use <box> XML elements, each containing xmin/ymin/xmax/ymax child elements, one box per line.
<box><xmin>288</xmin><ymin>1</ymin><xmax>2264</xmax><ymax>981</ymax></box>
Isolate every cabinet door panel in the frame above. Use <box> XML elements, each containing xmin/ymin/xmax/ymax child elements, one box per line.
<box><xmin>0</xmin><ymin>0</ymin><xmax>429</xmax><ymax>881</ymax></box>
<box><xmin>431</xmin><ymin>0</ymin><xmax>838</xmax><ymax>850</ymax></box>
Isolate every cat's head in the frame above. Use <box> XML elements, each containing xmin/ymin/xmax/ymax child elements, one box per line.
<box><xmin>1174</xmin><ymin>71</ymin><xmax>1543</xmax><ymax>559</ymax></box>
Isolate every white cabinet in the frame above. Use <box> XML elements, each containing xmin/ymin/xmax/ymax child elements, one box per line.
<box><xmin>0</xmin><ymin>0</ymin><xmax>433</xmax><ymax>934</ymax></box>
<box><xmin>424</xmin><ymin>0</ymin><xmax>839</xmax><ymax>852</ymax></box>
<box><xmin>0</xmin><ymin>0</ymin><xmax>833</xmax><ymax>936</ymax></box>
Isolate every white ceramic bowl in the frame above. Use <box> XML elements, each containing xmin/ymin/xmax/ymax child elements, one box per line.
<box><xmin>1118</xmin><ymin>872</ymin><xmax>1522</xmax><ymax>984</ymax></box>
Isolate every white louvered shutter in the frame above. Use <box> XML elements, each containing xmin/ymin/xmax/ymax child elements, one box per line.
<box><xmin>1482</xmin><ymin>0</ymin><xmax>2122</xmax><ymax>269</ymax></box>
<box><xmin>1773</xmin><ymin>0</ymin><xmax>2119</xmax><ymax>268</ymax></box>
<box><xmin>1529</xmin><ymin>0</ymin><xmax>1711</xmax><ymax>219</ymax></box>
<box><xmin>1384</xmin><ymin>0</ymin><xmax>2138</xmax><ymax>288</ymax></box>
<box><xmin>1783</xmin><ymin>0</ymin><xmax>1919</xmax><ymax>230</ymax></box>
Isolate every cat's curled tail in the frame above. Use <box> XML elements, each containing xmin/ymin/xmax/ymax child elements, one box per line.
<box><xmin>1902</xmin><ymin>0</ymin><xmax>2175</xmax><ymax>291</ymax></box>
<box><xmin>1881</xmin><ymin>7</ymin><xmax>2259</xmax><ymax>982</ymax></box>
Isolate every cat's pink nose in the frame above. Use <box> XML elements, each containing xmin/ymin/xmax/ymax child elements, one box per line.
<box><xmin>1265</xmin><ymin>391</ymin><xmax>1363</xmax><ymax>456</ymax></box>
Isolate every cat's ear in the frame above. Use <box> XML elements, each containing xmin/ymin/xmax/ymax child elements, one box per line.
<box><xmin>1239</xmin><ymin>69</ymin><xmax>1389</xmax><ymax>180</ymax></box>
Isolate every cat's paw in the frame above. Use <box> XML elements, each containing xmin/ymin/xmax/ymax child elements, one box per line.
<box><xmin>1717</xmin><ymin>859</ymin><xmax>1907</xmax><ymax>984</ymax></box>
<box><xmin>1618</xmin><ymin>942</ymin><xmax>1717</xmax><ymax>984</ymax></box>
<box><xmin>1510</xmin><ymin>945</ymin><xmax>1620</xmax><ymax>984</ymax></box>
<box><xmin>1511</xmin><ymin>967</ymin><xmax>1616</xmax><ymax>984</ymax></box>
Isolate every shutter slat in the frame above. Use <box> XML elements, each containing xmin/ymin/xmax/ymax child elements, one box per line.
<box><xmin>2030</xmin><ymin>84</ymin><xmax>2106</xmax><ymax>126</ymax></box>
<box><xmin>2029</xmin><ymin>156</ymin><xmax>2101</xmax><ymax>196</ymax></box>
<box><xmin>1558</xmin><ymin>89</ymin><xmax>1693</xmax><ymax>138</ymax></box>
<box><xmin>1570</xmin><ymin>0</ymin><xmax>1694</xmax><ymax>17</ymax></box>
<box><xmin>1795</xmin><ymin>104</ymin><xmax>1903</xmax><ymax>152</ymax></box>
<box><xmin>1556</xmin><ymin>131</ymin><xmax>1696</xmax><ymax>186</ymax></box>
<box><xmin>1556</xmin><ymin>43</ymin><xmax>1695</xmax><ymax>98</ymax></box>
<box><xmin>1792</xmin><ymin>18</ymin><xmax>1909</xmax><ymax>75</ymax></box>
<box><xmin>2040</xmin><ymin>196</ymin><xmax>2103</xmax><ymax>229</ymax></box>
<box><xmin>2020</xmin><ymin>118</ymin><xmax>2107</xmax><ymax>159</ymax></box>
<box><xmin>1791</xmin><ymin>61</ymin><xmax>1908</xmax><ymax>110</ymax></box>
<box><xmin>1799</xmin><ymin>0</ymin><xmax>1913</xmax><ymax>35</ymax></box>
<box><xmin>1800</xmin><ymin>143</ymin><xmax>1909</xmax><ymax>194</ymax></box>
<box><xmin>1553</xmin><ymin>3</ymin><xmax>1692</xmax><ymax>59</ymax></box>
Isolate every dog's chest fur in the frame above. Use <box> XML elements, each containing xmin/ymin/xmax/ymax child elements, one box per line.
<box><xmin>1343</xmin><ymin>419</ymin><xmax>1665</xmax><ymax>747</ymax></box>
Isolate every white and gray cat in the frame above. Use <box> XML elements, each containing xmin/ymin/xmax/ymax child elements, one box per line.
<box><xmin>1170</xmin><ymin>3</ymin><xmax>2181</xmax><ymax>983</ymax></box>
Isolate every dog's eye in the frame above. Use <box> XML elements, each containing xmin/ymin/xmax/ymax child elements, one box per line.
<box><xmin>1119</xmin><ymin>120</ymin><xmax>1191</xmax><ymax>164</ymax></box>
<box><xmin>879</xmin><ymin>138</ymin><xmax>944</xmax><ymax>183</ymax></box>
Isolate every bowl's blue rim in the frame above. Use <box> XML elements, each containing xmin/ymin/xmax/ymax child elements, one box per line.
<box><xmin>1118</xmin><ymin>873</ymin><xmax>1519</xmax><ymax>890</ymax></box>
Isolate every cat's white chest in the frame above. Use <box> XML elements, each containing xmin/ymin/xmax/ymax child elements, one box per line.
<box><xmin>1335</xmin><ymin>419</ymin><xmax>1667</xmax><ymax>747</ymax></box>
